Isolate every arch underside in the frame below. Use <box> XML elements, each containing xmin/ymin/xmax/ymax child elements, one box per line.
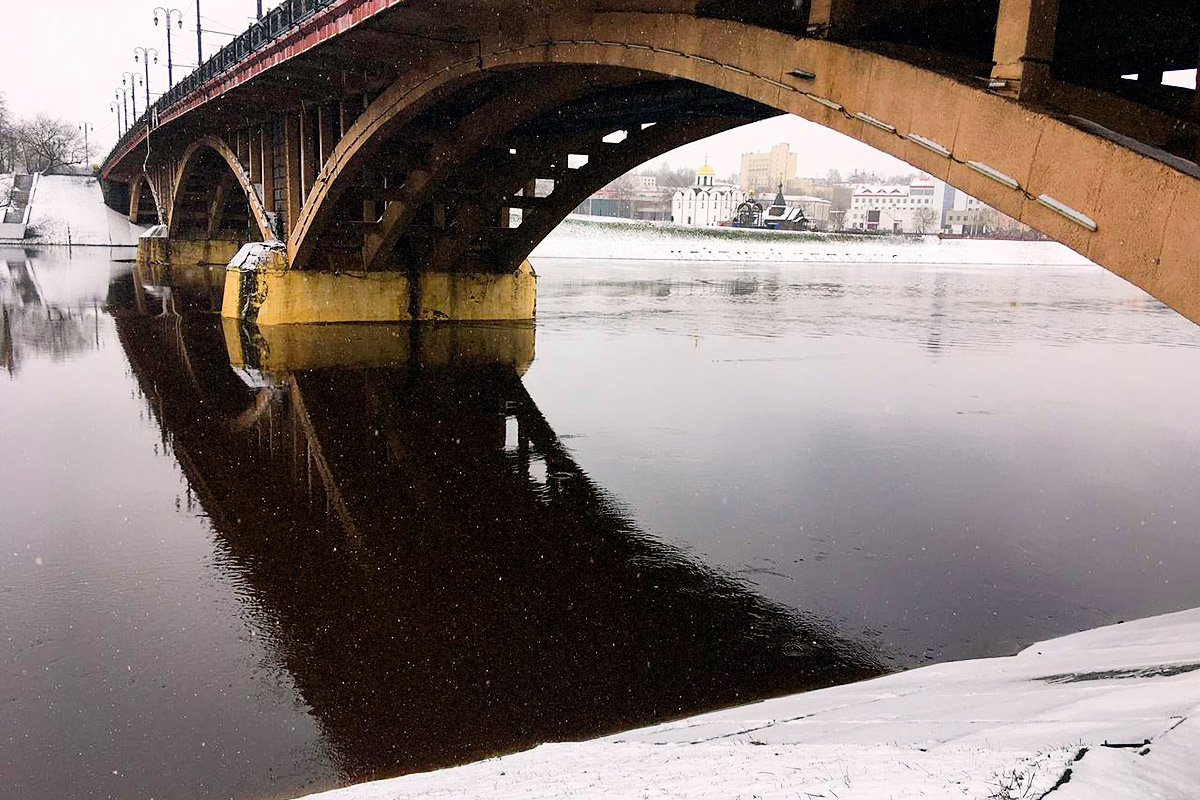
<box><xmin>268</xmin><ymin>12</ymin><xmax>1196</xmax><ymax>323</ymax></box>
<box><xmin>129</xmin><ymin>174</ymin><xmax>161</xmax><ymax>226</ymax></box>
<box><xmin>169</xmin><ymin>138</ymin><xmax>274</xmax><ymax>244</ymax></box>
<box><xmin>294</xmin><ymin>65</ymin><xmax>777</xmax><ymax>274</ymax></box>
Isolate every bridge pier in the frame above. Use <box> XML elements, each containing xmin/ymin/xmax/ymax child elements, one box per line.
<box><xmin>137</xmin><ymin>235</ymin><xmax>244</xmax><ymax>270</ymax></box>
<box><xmin>220</xmin><ymin>253</ymin><xmax>537</xmax><ymax>325</ymax></box>
<box><xmin>139</xmin><ymin>233</ymin><xmax>536</xmax><ymax>325</ymax></box>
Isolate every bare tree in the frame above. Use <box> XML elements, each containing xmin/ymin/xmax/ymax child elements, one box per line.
<box><xmin>0</xmin><ymin>94</ymin><xmax>13</xmax><ymax>174</ymax></box>
<box><xmin>912</xmin><ymin>206</ymin><xmax>938</xmax><ymax>233</ymax></box>
<box><xmin>605</xmin><ymin>173</ymin><xmax>638</xmax><ymax>218</ymax></box>
<box><xmin>640</xmin><ymin>163</ymin><xmax>695</xmax><ymax>188</ymax></box>
<box><xmin>14</xmin><ymin>114</ymin><xmax>87</xmax><ymax>173</ymax></box>
<box><xmin>977</xmin><ymin>207</ymin><xmax>1000</xmax><ymax>235</ymax></box>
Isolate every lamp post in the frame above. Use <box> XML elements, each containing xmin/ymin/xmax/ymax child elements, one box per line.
<box><xmin>78</xmin><ymin>123</ymin><xmax>93</xmax><ymax>166</ymax></box>
<box><xmin>257</xmin><ymin>1</ymin><xmax>263</xmax><ymax>18</ymax></box>
<box><xmin>110</xmin><ymin>101</ymin><xmax>125</xmax><ymax>136</ymax></box>
<box><xmin>133</xmin><ymin>48</ymin><xmax>159</xmax><ymax>112</ymax></box>
<box><xmin>153</xmin><ymin>8</ymin><xmax>185</xmax><ymax>87</ymax></box>
<box><xmin>195</xmin><ymin>0</ymin><xmax>203</xmax><ymax>66</ymax></box>
<box><xmin>120</xmin><ymin>73</ymin><xmax>140</xmax><ymax>121</ymax></box>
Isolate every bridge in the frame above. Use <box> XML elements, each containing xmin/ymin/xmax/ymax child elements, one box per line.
<box><xmin>99</xmin><ymin>0</ymin><xmax>1200</xmax><ymax>325</ymax></box>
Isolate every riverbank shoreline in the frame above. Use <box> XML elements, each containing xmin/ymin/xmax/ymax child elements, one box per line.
<box><xmin>291</xmin><ymin>606</ymin><xmax>1200</xmax><ymax>799</ymax></box>
<box><xmin>531</xmin><ymin>215</ymin><xmax>1095</xmax><ymax>266</ymax></box>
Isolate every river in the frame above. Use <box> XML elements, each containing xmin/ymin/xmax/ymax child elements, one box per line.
<box><xmin>3</xmin><ymin>244</ymin><xmax>1200</xmax><ymax>800</ymax></box>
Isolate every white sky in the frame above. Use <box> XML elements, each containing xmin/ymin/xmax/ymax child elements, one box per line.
<box><xmin>642</xmin><ymin>115</ymin><xmax>911</xmax><ymax>180</ymax></box>
<box><xmin>0</xmin><ymin>1</ymin><xmax>267</xmax><ymax>153</ymax></box>
<box><xmin>0</xmin><ymin>2</ymin><xmax>1194</xmax><ymax>174</ymax></box>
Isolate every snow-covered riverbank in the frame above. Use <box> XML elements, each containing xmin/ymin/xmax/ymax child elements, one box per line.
<box><xmin>532</xmin><ymin>216</ymin><xmax>1094</xmax><ymax>266</ymax></box>
<box><xmin>291</xmin><ymin>606</ymin><xmax>1200</xmax><ymax>799</ymax></box>
<box><xmin>0</xmin><ymin>174</ymin><xmax>146</xmax><ymax>247</ymax></box>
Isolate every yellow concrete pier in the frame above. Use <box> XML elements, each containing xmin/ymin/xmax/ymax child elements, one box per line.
<box><xmin>220</xmin><ymin>259</ymin><xmax>536</xmax><ymax>325</ymax></box>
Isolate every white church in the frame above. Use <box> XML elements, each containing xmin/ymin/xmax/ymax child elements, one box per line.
<box><xmin>671</xmin><ymin>165</ymin><xmax>747</xmax><ymax>227</ymax></box>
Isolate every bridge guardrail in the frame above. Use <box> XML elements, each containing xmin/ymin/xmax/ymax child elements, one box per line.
<box><xmin>103</xmin><ymin>0</ymin><xmax>339</xmax><ymax>171</ymax></box>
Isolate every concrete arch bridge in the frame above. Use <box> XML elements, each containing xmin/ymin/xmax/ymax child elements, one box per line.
<box><xmin>99</xmin><ymin>0</ymin><xmax>1200</xmax><ymax>325</ymax></box>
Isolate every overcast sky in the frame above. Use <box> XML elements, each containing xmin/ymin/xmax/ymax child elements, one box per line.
<box><xmin>0</xmin><ymin>0</ymin><xmax>267</xmax><ymax>152</ymax></box>
<box><xmin>1</xmin><ymin>2</ymin><xmax>1194</xmax><ymax>176</ymax></box>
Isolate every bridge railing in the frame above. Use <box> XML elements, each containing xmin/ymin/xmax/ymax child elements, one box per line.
<box><xmin>102</xmin><ymin>0</ymin><xmax>339</xmax><ymax>171</ymax></box>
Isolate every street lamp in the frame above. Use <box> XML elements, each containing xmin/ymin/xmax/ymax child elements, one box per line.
<box><xmin>109</xmin><ymin>101</ymin><xmax>125</xmax><ymax>136</ymax></box>
<box><xmin>79</xmin><ymin>123</ymin><xmax>93</xmax><ymax>166</ymax></box>
<box><xmin>257</xmin><ymin>1</ymin><xmax>263</xmax><ymax>18</ymax></box>
<box><xmin>120</xmin><ymin>73</ymin><xmax>141</xmax><ymax>121</ymax></box>
<box><xmin>133</xmin><ymin>47</ymin><xmax>159</xmax><ymax>113</ymax></box>
<box><xmin>153</xmin><ymin>8</ymin><xmax>185</xmax><ymax>87</ymax></box>
<box><xmin>195</xmin><ymin>0</ymin><xmax>203</xmax><ymax>66</ymax></box>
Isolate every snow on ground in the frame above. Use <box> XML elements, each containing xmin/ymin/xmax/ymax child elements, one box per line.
<box><xmin>532</xmin><ymin>215</ymin><xmax>1095</xmax><ymax>266</ymax></box>
<box><xmin>291</xmin><ymin>607</ymin><xmax>1200</xmax><ymax>800</ymax></box>
<box><xmin>0</xmin><ymin>174</ymin><xmax>147</xmax><ymax>247</ymax></box>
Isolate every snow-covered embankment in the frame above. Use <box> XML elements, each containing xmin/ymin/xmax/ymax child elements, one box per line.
<box><xmin>292</xmin><ymin>607</ymin><xmax>1200</xmax><ymax>799</ymax></box>
<box><xmin>532</xmin><ymin>215</ymin><xmax>1095</xmax><ymax>266</ymax></box>
<box><xmin>0</xmin><ymin>174</ymin><xmax>147</xmax><ymax>247</ymax></box>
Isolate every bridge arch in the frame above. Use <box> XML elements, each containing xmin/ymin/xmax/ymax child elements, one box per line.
<box><xmin>289</xmin><ymin>12</ymin><xmax>1199</xmax><ymax>323</ymax></box>
<box><xmin>168</xmin><ymin>136</ymin><xmax>274</xmax><ymax>244</ymax></box>
<box><xmin>128</xmin><ymin>172</ymin><xmax>162</xmax><ymax>226</ymax></box>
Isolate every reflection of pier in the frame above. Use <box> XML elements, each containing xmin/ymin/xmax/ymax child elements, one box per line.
<box><xmin>111</xmin><ymin>280</ymin><xmax>882</xmax><ymax>784</ymax></box>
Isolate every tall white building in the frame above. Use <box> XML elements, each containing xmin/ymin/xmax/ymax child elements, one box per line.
<box><xmin>739</xmin><ymin>143</ymin><xmax>798</xmax><ymax>192</ymax></box>
<box><xmin>672</xmin><ymin>165</ymin><xmax>747</xmax><ymax>227</ymax></box>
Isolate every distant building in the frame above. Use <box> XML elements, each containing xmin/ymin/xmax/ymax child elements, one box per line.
<box><xmin>941</xmin><ymin>185</ymin><xmax>995</xmax><ymax>234</ymax></box>
<box><xmin>762</xmin><ymin>187</ymin><xmax>807</xmax><ymax>229</ymax></box>
<box><xmin>672</xmin><ymin>165</ymin><xmax>747</xmax><ymax>227</ymax></box>
<box><xmin>846</xmin><ymin>174</ymin><xmax>944</xmax><ymax>233</ymax></box>
<box><xmin>575</xmin><ymin>175</ymin><xmax>672</xmax><ymax>221</ymax></box>
<box><xmin>751</xmin><ymin>189</ymin><xmax>833</xmax><ymax>230</ymax></box>
<box><xmin>739</xmin><ymin>143</ymin><xmax>798</xmax><ymax>193</ymax></box>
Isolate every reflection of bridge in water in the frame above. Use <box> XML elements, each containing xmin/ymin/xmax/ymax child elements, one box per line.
<box><xmin>111</xmin><ymin>268</ymin><xmax>882</xmax><ymax>783</ymax></box>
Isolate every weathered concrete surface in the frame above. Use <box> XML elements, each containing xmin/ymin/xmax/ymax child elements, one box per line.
<box><xmin>137</xmin><ymin>236</ymin><xmax>243</xmax><ymax>268</ymax></box>
<box><xmin>221</xmin><ymin>260</ymin><xmax>537</xmax><ymax>325</ymax></box>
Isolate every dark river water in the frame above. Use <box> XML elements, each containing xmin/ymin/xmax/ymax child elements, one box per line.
<box><xmin>3</xmin><ymin>245</ymin><xmax>1200</xmax><ymax>800</ymax></box>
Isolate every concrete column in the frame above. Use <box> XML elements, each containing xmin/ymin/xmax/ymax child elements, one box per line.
<box><xmin>260</xmin><ymin>123</ymin><xmax>275</xmax><ymax>220</ymax></box>
<box><xmin>284</xmin><ymin>113</ymin><xmax>303</xmax><ymax>240</ymax></box>
<box><xmin>300</xmin><ymin>106</ymin><xmax>318</xmax><ymax>202</ymax></box>
<box><xmin>992</xmin><ymin>0</ymin><xmax>1059</xmax><ymax>100</ymax></box>
<box><xmin>128</xmin><ymin>179</ymin><xmax>142</xmax><ymax>223</ymax></box>
<box><xmin>206</xmin><ymin>174</ymin><xmax>232</xmax><ymax>238</ymax></box>
<box><xmin>236</xmin><ymin>129</ymin><xmax>251</xmax><ymax>171</ymax></box>
<box><xmin>807</xmin><ymin>0</ymin><xmax>858</xmax><ymax>37</ymax></box>
<box><xmin>249</xmin><ymin>126</ymin><xmax>262</xmax><ymax>185</ymax></box>
<box><xmin>318</xmin><ymin>105</ymin><xmax>336</xmax><ymax>167</ymax></box>
<box><xmin>362</xmin><ymin>168</ymin><xmax>378</xmax><ymax>224</ymax></box>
